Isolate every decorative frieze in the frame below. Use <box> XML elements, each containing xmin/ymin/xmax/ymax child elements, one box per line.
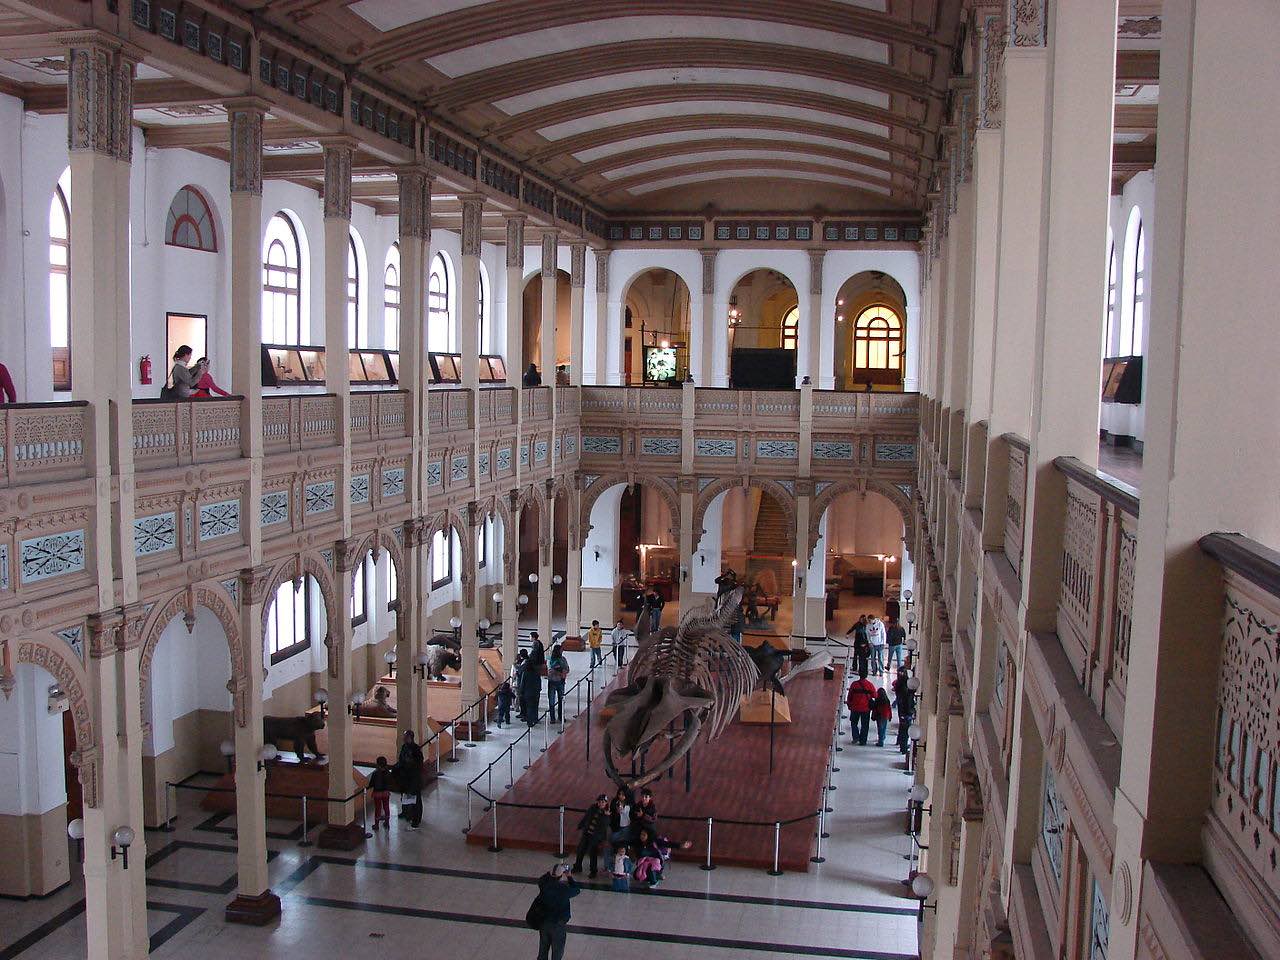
<box><xmin>594</xmin><ymin>249</ymin><xmax>610</xmax><ymax>295</ymax></box>
<box><xmin>450</xmin><ymin>454</ymin><xmax>470</xmax><ymax>483</ymax></box>
<box><xmin>977</xmin><ymin>7</ymin><xmax>1006</xmax><ymax>129</ymax></box>
<box><xmin>397</xmin><ymin>169</ymin><xmax>432</xmax><ymax>239</ymax></box>
<box><xmin>133</xmin><ymin>511</ymin><xmax>177</xmax><ymax>557</ymax></box>
<box><xmin>695</xmin><ymin>438</ymin><xmax>737</xmax><ymax>458</ymax></box>
<box><xmin>541</xmin><ymin>232</ymin><xmax>559</xmax><ymax>279</ymax></box>
<box><xmin>699</xmin><ymin>249</ymin><xmax>716</xmax><ymax>296</ymax></box>
<box><xmin>582</xmin><ymin>435</ymin><xmax>621</xmax><ymax>456</ymax></box>
<box><xmin>349</xmin><ymin>473</ymin><xmax>370</xmax><ymax>505</ymax></box>
<box><xmin>382</xmin><ymin>467</ymin><xmax>405</xmax><ymax>498</ymax></box>
<box><xmin>1008</xmin><ymin>0</ymin><xmax>1047</xmax><ymax>48</ymax></box>
<box><xmin>504</xmin><ymin>214</ymin><xmax>525</xmax><ymax>268</ymax></box>
<box><xmin>756</xmin><ymin>439</ymin><xmax>798</xmax><ymax>460</ymax></box>
<box><xmin>19</xmin><ymin>530</ymin><xmax>86</xmax><ymax>585</ymax></box>
<box><xmin>229</xmin><ymin>105</ymin><xmax>264</xmax><ymax>195</ymax></box>
<box><xmin>570</xmin><ymin>242</ymin><xmax>587</xmax><ymax>289</ymax></box>
<box><xmin>807</xmin><ymin>249</ymin><xmax>825</xmax><ymax>296</ymax></box>
<box><xmin>304</xmin><ymin>480</ymin><xmax>335</xmax><ymax>515</ymax></box>
<box><xmin>534</xmin><ymin>440</ymin><xmax>548</xmax><ymax>464</ymax></box>
<box><xmin>641</xmin><ymin>436</ymin><xmax>681</xmax><ymax>458</ymax></box>
<box><xmin>199</xmin><ymin>498</ymin><xmax>241</xmax><ymax>540</ymax></box>
<box><xmin>813</xmin><ymin>440</ymin><xmax>854</xmax><ymax>461</ymax></box>
<box><xmin>67</xmin><ymin>42</ymin><xmax>134</xmax><ymax>161</ymax></box>
<box><xmin>261</xmin><ymin>490</ymin><xmax>289</xmax><ymax>526</ymax></box>
<box><xmin>322</xmin><ymin>142</ymin><xmax>353</xmax><ymax>220</ymax></box>
<box><xmin>460</xmin><ymin>195</ymin><xmax>484</xmax><ymax>257</ymax></box>
<box><xmin>876</xmin><ymin>441</ymin><xmax>917</xmax><ymax>462</ymax></box>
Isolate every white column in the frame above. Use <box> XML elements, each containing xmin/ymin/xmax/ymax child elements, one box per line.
<box><xmin>806</xmin><ymin>249</ymin><xmax>828</xmax><ymax>388</ymax></box>
<box><xmin>539</xmin><ymin>231</ymin><xmax>559</xmax><ymax>383</ymax></box>
<box><xmin>594</xmin><ymin>249</ymin><xmax>612</xmax><ymax>385</ymax></box>
<box><xmin>320</xmin><ymin>540</ymin><xmax>362</xmax><ymax>848</ymax></box>
<box><xmin>457</xmin><ymin>195</ymin><xmax>484</xmax><ymax>391</ymax></box>
<box><xmin>322</xmin><ymin>141</ymin><xmax>355</xmax><ymax>539</ymax></box>
<box><xmin>568</xmin><ymin>242</ymin><xmax>587</xmax><ymax>385</ymax></box>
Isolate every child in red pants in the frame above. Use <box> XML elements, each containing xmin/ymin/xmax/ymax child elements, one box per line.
<box><xmin>368</xmin><ymin>756</ymin><xmax>393</xmax><ymax>829</ymax></box>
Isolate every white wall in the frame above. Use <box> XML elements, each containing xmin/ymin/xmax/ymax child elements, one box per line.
<box><xmin>145</xmin><ymin>609</ymin><xmax>234</xmax><ymax>757</ymax></box>
<box><xmin>582</xmin><ymin>485</ymin><xmax>625</xmax><ymax>588</ymax></box>
<box><xmin>0</xmin><ymin>664</ymin><xmax>67</xmax><ymax>817</ymax></box>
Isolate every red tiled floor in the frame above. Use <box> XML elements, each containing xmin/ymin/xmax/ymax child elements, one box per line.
<box><xmin>467</xmin><ymin>666</ymin><xmax>845</xmax><ymax>872</ymax></box>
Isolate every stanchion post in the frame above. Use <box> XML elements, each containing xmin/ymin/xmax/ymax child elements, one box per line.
<box><xmin>508</xmin><ymin>744</ymin><xmax>515</xmax><ymax>787</ymax></box>
<box><xmin>487</xmin><ymin>765</ymin><xmax>493</xmax><ymax>802</ymax></box>
<box><xmin>466</xmin><ymin>788</ymin><xmax>474</xmax><ymax>834</ymax></box>
<box><xmin>488</xmin><ymin>800</ymin><xmax>502</xmax><ymax>852</ymax></box>
<box><xmin>449</xmin><ymin>721</ymin><xmax>460</xmax><ymax>762</ymax></box>
<box><xmin>525</xmin><ymin>726</ymin><xmax>534</xmax><ymax>769</ymax></box>
<box><xmin>163</xmin><ymin>782</ymin><xmax>172</xmax><ymax>833</ymax></box>
<box><xmin>361</xmin><ymin>787</ymin><xmax>373</xmax><ymax>838</ymax></box>
<box><xmin>299</xmin><ymin>794</ymin><xmax>312</xmax><ymax>847</ymax></box>
<box><xmin>542</xmin><ymin>711</ymin><xmax>549</xmax><ymax>752</ymax></box>
<box><xmin>767</xmin><ymin>821</ymin><xmax>783</xmax><ymax>876</ymax></box>
<box><xmin>700</xmin><ymin>817</ymin><xmax>715</xmax><ymax>871</ymax></box>
<box><xmin>811</xmin><ymin>812</ymin><xmax>826</xmax><ymax>864</ymax></box>
<box><xmin>820</xmin><ymin>786</ymin><xmax>831</xmax><ymax>837</ymax></box>
<box><xmin>558</xmin><ymin>805</ymin><xmax>565</xmax><ymax>857</ymax></box>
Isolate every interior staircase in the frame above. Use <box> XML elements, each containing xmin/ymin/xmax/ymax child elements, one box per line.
<box><xmin>752</xmin><ymin>495</ymin><xmax>791</xmax><ymax>556</ymax></box>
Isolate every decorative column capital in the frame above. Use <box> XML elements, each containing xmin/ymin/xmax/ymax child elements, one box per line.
<box><xmin>540</xmin><ymin>231</ymin><xmax>559</xmax><ymax>279</ymax></box>
<box><xmin>1008</xmin><ymin>0</ymin><xmax>1047</xmax><ymax>49</ymax></box>
<box><xmin>459</xmin><ymin>193</ymin><xmax>485</xmax><ymax>256</ymax></box>
<box><xmin>335</xmin><ymin>536</ymin><xmax>364</xmax><ymax>574</ymax></box>
<box><xmin>86</xmin><ymin>608</ymin><xmax>125</xmax><ymax>660</ymax></box>
<box><xmin>975</xmin><ymin>5</ymin><xmax>1006</xmax><ymax>129</ymax></box>
<box><xmin>594</xmin><ymin>248</ymin><xmax>611</xmax><ymax>295</ymax></box>
<box><xmin>396</xmin><ymin>166</ymin><xmax>433</xmax><ymax>239</ymax></box>
<box><xmin>807</xmin><ymin>248</ymin><xmax>826</xmax><ymax>296</ymax></box>
<box><xmin>226</xmin><ymin>100</ymin><xmax>267</xmax><ymax>195</ymax></box>
<box><xmin>321</xmin><ymin>139</ymin><xmax>356</xmax><ymax>221</ymax></box>
<box><xmin>239</xmin><ymin>563</ymin><xmax>277</xmax><ymax>608</ymax></box>
<box><xmin>569</xmin><ymin>241</ymin><xmax>587</xmax><ymax>289</ymax></box>
<box><xmin>504</xmin><ymin>214</ymin><xmax>527</xmax><ymax>269</ymax></box>
<box><xmin>119</xmin><ymin>602</ymin><xmax>148</xmax><ymax>653</ymax></box>
<box><xmin>699</xmin><ymin>248</ymin><xmax>717</xmax><ymax>296</ymax></box>
<box><xmin>66</xmin><ymin>40</ymin><xmax>135</xmax><ymax>161</ymax></box>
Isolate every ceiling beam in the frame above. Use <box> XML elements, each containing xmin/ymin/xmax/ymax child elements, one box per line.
<box><xmin>22</xmin><ymin>78</ymin><xmax>222</xmax><ymax>114</ymax></box>
<box><xmin>141</xmin><ymin>119</ymin><xmax>315</xmax><ymax>149</ymax></box>
<box><xmin>1115</xmin><ymin>49</ymin><xmax>1160</xmax><ymax>85</ymax></box>
<box><xmin>1112</xmin><ymin>142</ymin><xmax>1157</xmax><ymax>167</ymax></box>
<box><xmin>587</xmin><ymin>157</ymin><xmax>900</xmax><ymax>200</ymax></box>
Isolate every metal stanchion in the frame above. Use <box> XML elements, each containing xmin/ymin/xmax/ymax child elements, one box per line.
<box><xmin>507</xmin><ymin>745</ymin><xmax>515</xmax><ymax>787</ymax></box>
<box><xmin>449</xmin><ymin>721</ymin><xmax>460</xmax><ymax>762</ymax></box>
<box><xmin>299</xmin><ymin>794</ymin><xmax>312</xmax><ymax>847</ymax></box>
<box><xmin>558</xmin><ymin>805</ymin><xmax>565</xmax><ymax>857</ymax></box>
<box><xmin>436</xmin><ymin>735</ymin><xmax>443</xmax><ymax>775</ymax></box>
<box><xmin>360</xmin><ymin>787</ymin><xmax>373</xmax><ymax>838</ymax></box>
<box><xmin>541</xmin><ymin>711</ymin><xmax>550</xmax><ymax>752</ymax></box>
<box><xmin>163</xmin><ymin>782</ymin><xmax>173</xmax><ymax>833</ymax></box>
<box><xmin>700</xmin><ymin>817</ymin><xmax>716</xmax><ymax>871</ymax></box>
<box><xmin>483</xmin><ymin>695</ymin><xmax>489</xmax><ymax>734</ymax></box>
<box><xmin>487</xmin><ymin>766</ymin><xmax>493</xmax><ymax>802</ymax></box>
<box><xmin>820</xmin><ymin>786</ymin><xmax>831</xmax><ymax>838</ymax></box>
<box><xmin>811</xmin><ymin>812</ymin><xmax>826</xmax><ymax>864</ymax></box>
<box><xmin>525</xmin><ymin>727</ymin><xmax>534</xmax><ymax>769</ymax></box>
<box><xmin>466</xmin><ymin>789</ymin><xmax>474</xmax><ymax>834</ymax></box>
<box><xmin>767</xmin><ymin>821</ymin><xmax>783</xmax><ymax>876</ymax></box>
<box><xmin>488</xmin><ymin>800</ymin><xmax>502</xmax><ymax>852</ymax></box>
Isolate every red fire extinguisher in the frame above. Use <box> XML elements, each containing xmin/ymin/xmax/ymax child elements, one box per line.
<box><xmin>139</xmin><ymin>355</ymin><xmax>152</xmax><ymax>385</ymax></box>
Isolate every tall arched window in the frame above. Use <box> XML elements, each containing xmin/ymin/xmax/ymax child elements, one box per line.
<box><xmin>384</xmin><ymin>244</ymin><xmax>401</xmax><ymax>350</ymax></box>
<box><xmin>853</xmin><ymin>305</ymin><xmax>903</xmax><ymax>372</ymax></box>
<box><xmin>431</xmin><ymin>528</ymin><xmax>454</xmax><ymax>588</ymax></box>
<box><xmin>49</xmin><ymin>168</ymin><xmax>72</xmax><ymax>391</ymax></box>
<box><xmin>165</xmin><ymin>185</ymin><xmax>217</xmax><ymax>252</ymax></box>
<box><xmin>1120</xmin><ymin>207</ymin><xmax>1144</xmax><ymax>357</ymax></box>
<box><xmin>428</xmin><ymin>252</ymin><xmax>455</xmax><ymax>353</ymax></box>
<box><xmin>780</xmin><ymin>305</ymin><xmax>798</xmax><ymax>351</ymax></box>
<box><xmin>347</xmin><ymin>231</ymin><xmax>364</xmax><ymax>348</ymax></box>
<box><xmin>262</xmin><ymin>213</ymin><xmax>302</xmax><ymax>344</ymax></box>
<box><xmin>267</xmin><ymin>575</ymin><xmax>313</xmax><ymax>664</ymax></box>
<box><xmin>478</xmin><ymin>265</ymin><xmax>488</xmax><ymax>354</ymax></box>
<box><xmin>1105</xmin><ymin>240</ymin><xmax>1118</xmax><ymax>351</ymax></box>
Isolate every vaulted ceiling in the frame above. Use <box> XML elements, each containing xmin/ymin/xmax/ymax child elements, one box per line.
<box><xmin>234</xmin><ymin>0</ymin><xmax>962</xmax><ymax>215</ymax></box>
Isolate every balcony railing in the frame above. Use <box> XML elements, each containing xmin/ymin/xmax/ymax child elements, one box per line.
<box><xmin>1003</xmin><ymin>434</ymin><xmax>1029</xmax><ymax>580</ymax></box>
<box><xmin>1053</xmin><ymin>456</ymin><xmax>1140</xmax><ymax>735</ymax></box>
<box><xmin>0</xmin><ymin>401</ymin><xmax>89</xmax><ymax>487</ymax></box>
<box><xmin>132</xmin><ymin>397</ymin><xmax>244</xmax><ymax>469</ymax></box>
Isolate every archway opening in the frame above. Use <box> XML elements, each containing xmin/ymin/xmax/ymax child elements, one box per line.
<box><xmin>622</xmin><ymin>268</ymin><xmax>691</xmax><ymax>386</ymax></box>
<box><xmin>817</xmin><ymin>489</ymin><xmax>906</xmax><ymax>636</ymax></box>
<box><xmin>833</xmin><ymin>271</ymin><xmax>907</xmax><ymax>391</ymax></box>
<box><xmin>522</xmin><ymin>269</ymin><xmax>572</xmax><ymax>384</ymax></box>
<box><xmin>727</xmin><ymin>268</ymin><xmax>799</xmax><ymax>389</ymax></box>
<box><xmin>581</xmin><ymin>481</ymin><xmax>677</xmax><ymax>630</ymax></box>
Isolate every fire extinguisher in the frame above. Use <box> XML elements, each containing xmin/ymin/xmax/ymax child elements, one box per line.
<box><xmin>139</xmin><ymin>355</ymin><xmax>152</xmax><ymax>385</ymax></box>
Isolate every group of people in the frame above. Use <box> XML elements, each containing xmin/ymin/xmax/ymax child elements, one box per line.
<box><xmin>844</xmin><ymin>613</ymin><xmax>907</xmax><ymax>675</ymax></box>
<box><xmin>164</xmin><ymin>344</ymin><xmax>230</xmax><ymax>399</ymax></box>
<box><xmin>495</xmin><ymin>623</ymin><xmax>630</xmax><ymax>729</ymax></box>
<box><xmin>845</xmin><ymin>665</ymin><xmax>918</xmax><ymax>751</ymax></box>
<box><xmin>366</xmin><ymin>729</ymin><xmax>427</xmax><ymax>830</ymax></box>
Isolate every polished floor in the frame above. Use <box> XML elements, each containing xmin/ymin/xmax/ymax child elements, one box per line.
<box><xmin>1</xmin><ymin>641</ymin><xmax>920</xmax><ymax>960</ymax></box>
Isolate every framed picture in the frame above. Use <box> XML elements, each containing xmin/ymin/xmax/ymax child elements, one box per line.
<box><xmin>167</xmin><ymin>312</ymin><xmax>207</xmax><ymax>366</ymax></box>
<box><xmin>643</xmin><ymin>345</ymin><xmax>678</xmax><ymax>383</ymax></box>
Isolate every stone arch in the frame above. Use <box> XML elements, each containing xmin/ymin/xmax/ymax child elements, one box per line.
<box><xmin>807</xmin><ymin>477</ymin><xmax>916</xmax><ymax>564</ymax></box>
<box><xmin>138</xmin><ymin>581</ymin><xmax>247</xmax><ymax>727</ymax></box>
<box><xmin>424</xmin><ymin>508</ymin><xmax>476</xmax><ymax>603</ymax></box>
<box><xmin>580</xmin><ymin>474</ymin><xmax>680</xmax><ymax>548</ymax></box>
<box><xmin>13</xmin><ymin>635</ymin><xmax>98</xmax><ymax>808</ymax></box>
<box><xmin>349</xmin><ymin>527</ymin><xmax>406</xmax><ymax>595</ymax></box>
<box><xmin>260</xmin><ymin>552</ymin><xmax>338</xmax><ymax>672</ymax></box>
<box><xmin>479</xmin><ymin>493</ymin><xmax>516</xmax><ymax>583</ymax></box>
<box><xmin>692</xmin><ymin>475</ymin><xmax>797</xmax><ymax>552</ymax></box>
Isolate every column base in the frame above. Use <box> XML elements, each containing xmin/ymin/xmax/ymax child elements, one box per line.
<box><xmin>225</xmin><ymin>890</ymin><xmax>281</xmax><ymax>925</ymax></box>
<box><xmin>316</xmin><ymin>821</ymin><xmax>367</xmax><ymax>851</ymax></box>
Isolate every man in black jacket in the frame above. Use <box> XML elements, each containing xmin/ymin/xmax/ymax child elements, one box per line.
<box><xmin>571</xmin><ymin>794</ymin><xmax>611</xmax><ymax>877</ymax></box>
<box><xmin>522</xmin><ymin>633</ymin><xmax>546</xmax><ymax>725</ymax></box>
<box><xmin>532</xmin><ymin>863</ymin><xmax>579</xmax><ymax>960</ymax></box>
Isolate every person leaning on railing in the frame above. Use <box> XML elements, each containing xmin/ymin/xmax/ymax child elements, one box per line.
<box><xmin>0</xmin><ymin>360</ymin><xmax>16</xmax><ymax>403</ymax></box>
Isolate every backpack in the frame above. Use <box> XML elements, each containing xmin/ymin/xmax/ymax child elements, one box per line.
<box><xmin>525</xmin><ymin>895</ymin><xmax>546</xmax><ymax>929</ymax></box>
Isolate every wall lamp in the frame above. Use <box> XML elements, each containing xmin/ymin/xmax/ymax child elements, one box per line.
<box><xmin>907</xmin><ymin>783</ymin><xmax>932</xmax><ymax>837</ymax></box>
<box><xmin>219</xmin><ymin>738</ymin><xmax>236</xmax><ymax>772</ymax></box>
<box><xmin>256</xmin><ymin>744</ymin><xmax>278</xmax><ymax>771</ymax></box>
<box><xmin>517</xmin><ymin>594</ymin><xmax>529</xmax><ymax>608</ymax></box>
<box><xmin>528</xmin><ymin>573</ymin><xmax>539</xmax><ymax>585</ymax></box>
<box><xmin>348</xmin><ymin>692</ymin><xmax>365</xmax><ymax>718</ymax></box>
<box><xmin>414</xmin><ymin>650</ymin><xmax>431</xmax><ymax>679</ymax></box>
<box><xmin>493</xmin><ymin>591</ymin><xmax>503</xmax><ymax>605</ymax></box>
<box><xmin>111</xmin><ymin>825</ymin><xmax>136</xmax><ymax>869</ymax></box>
<box><xmin>67</xmin><ymin>818</ymin><xmax>85</xmax><ymax>862</ymax></box>
<box><xmin>910</xmin><ymin>872</ymin><xmax>937</xmax><ymax>922</ymax></box>
<box><xmin>383</xmin><ymin>648</ymin><xmax>397</xmax><ymax>677</ymax></box>
<box><xmin>551</xmin><ymin>574</ymin><xmax>563</xmax><ymax>586</ymax></box>
<box><xmin>314</xmin><ymin>688</ymin><xmax>329</xmax><ymax>719</ymax></box>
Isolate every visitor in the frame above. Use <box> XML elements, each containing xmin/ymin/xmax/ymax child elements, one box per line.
<box><xmin>393</xmin><ymin>730</ymin><xmax>424</xmax><ymax>827</ymax></box>
<box><xmin>166</xmin><ymin>345</ymin><xmax>198</xmax><ymax>399</ymax></box>
<box><xmin>587</xmin><ymin>619</ymin><xmax>604</xmax><ymax>668</ymax></box>
<box><xmin>546</xmin><ymin>642</ymin><xmax>569</xmax><ymax>723</ymax></box>
<box><xmin>528</xmin><ymin>863</ymin><xmax>579</xmax><ymax>960</ymax></box>
<box><xmin>522</xmin><ymin>633</ymin><xmax>546</xmax><ymax>725</ymax></box>
<box><xmin>633</xmin><ymin>828</ymin><xmax>666</xmax><ymax>887</ymax></box>
<box><xmin>846</xmin><ymin>614</ymin><xmax>870</xmax><ymax>673</ymax></box>
<box><xmin>894</xmin><ymin>669</ymin><xmax>916</xmax><ymax>755</ymax></box>
<box><xmin>609</xmin><ymin>788</ymin><xmax>633</xmax><ymax>847</ymax></box>
<box><xmin>522</xmin><ymin>362</ymin><xmax>542</xmax><ymax>387</ymax></box>
<box><xmin>190</xmin><ymin>357</ymin><xmax>231</xmax><ymax>398</ymax></box>
<box><xmin>631</xmin><ymin>786</ymin><xmax>658</xmax><ymax>833</ymax></box>
<box><xmin>572</xmin><ymin>793</ymin><xmax>611</xmax><ymax>877</ymax></box>
<box><xmin>611</xmin><ymin>618</ymin><xmax>628</xmax><ymax>665</ymax></box>
<box><xmin>872</xmin><ymin>687</ymin><xmax>894</xmax><ymax>747</ymax></box>
<box><xmin>496</xmin><ymin>678</ymin><xmax>514</xmax><ymax>727</ymax></box>
<box><xmin>512</xmin><ymin>650</ymin><xmax>530</xmax><ymax>721</ymax></box>
<box><xmin>885</xmin><ymin>615</ymin><xmax>907</xmax><ymax>670</ymax></box>
<box><xmin>611</xmin><ymin>846</ymin><xmax>634</xmax><ymax>893</ymax></box>
<box><xmin>647</xmin><ymin>591</ymin><xmax>664</xmax><ymax>633</ymax></box>
<box><xmin>0</xmin><ymin>360</ymin><xmax>16</xmax><ymax>403</ymax></box>
<box><xmin>846</xmin><ymin>670</ymin><xmax>877</xmax><ymax>746</ymax></box>
<box><xmin>367</xmin><ymin>756</ymin><xmax>393</xmax><ymax>830</ymax></box>
<box><xmin>714</xmin><ymin>568</ymin><xmax>738</xmax><ymax>598</ymax></box>
<box><xmin>867</xmin><ymin>614</ymin><xmax>887</xmax><ymax>674</ymax></box>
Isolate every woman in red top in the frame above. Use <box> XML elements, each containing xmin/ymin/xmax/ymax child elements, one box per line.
<box><xmin>190</xmin><ymin>358</ymin><xmax>231</xmax><ymax>398</ymax></box>
<box><xmin>0</xmin><ymin>361</ymin><xmax>16</xmax><ymax>403</ymax></box>
<box><xmin>872</xmin><ymin>688</ymin><xmax>894</xmax><ymax>747</ymax></box>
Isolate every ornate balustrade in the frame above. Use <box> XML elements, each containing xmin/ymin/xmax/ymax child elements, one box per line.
<box><xmin>1002</xmin><ymin>434</ymin><xmax>1029</xmax><ymax>581</ymax></box>
<box><xmin>521</xmin><ymin>385</ymin><xmax>551</xmax><ymax>423</ymax></box>
<box><xmin>131</xmin><ymin>398</ymin><xmax>243</xmax><ymax>470</ymax></box>
<box><xmin>1198</xmin><ymin>532</ymin><xmax>1280</xmax><ymax>960</ymax></box>
<box><xmin>0</xmin><ymin>401</ymin><xmax>89</xmax><ymax>487</ymax></box>
<box><xmin>1053</xmin><ymin>457</ymin><xmax>1138</xmax><ymax>735</ymax></box>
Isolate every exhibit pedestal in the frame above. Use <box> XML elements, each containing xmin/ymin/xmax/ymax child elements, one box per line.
<box><xmin>739</xmin><ymin>690</ymin><xmax>792</xmax><ymax>724</ymax></box>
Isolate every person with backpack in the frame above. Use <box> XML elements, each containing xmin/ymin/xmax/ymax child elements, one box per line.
<box><xmin>495</xmin><ymin>678</ymin><xmax>514</xmax><ymax>727</ymax></box>
<box><xmin>546</xmin><ymin>642</ymin><xmax>569</xmax><ymax>722</ymax></box>
<box><xmin>846</xmin><ymin>615</ymin><xmax>871</xmax><ymax>675</ymax></box>
<box><xmin>872</xmin><ymin>688</ymin><xmax>894</xmax><ymax>747</ymax></box>
<box><xmin>845</xmin><ymin>670</ymin><xmax>878</xmax><ymax>745</ymax></box>
<box><xmin>527</xmin><ymin>862</ymin><xmax>579</xmax><ymax>960</ymax></box>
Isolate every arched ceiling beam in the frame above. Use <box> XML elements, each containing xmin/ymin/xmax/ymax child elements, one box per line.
<box><xmin>574</xmin><ymin>137</ymin><xmax>923</xmax><ymax>185</ymax></box>
<box><xmin>601</xmin><ymin>168</ymin><xmax>905</xmax><ymax>205</ymax></box>
<box><xmin>491</xmin><ymin>85</ymin><xmax>928</xmax><ymax>144</ymax></box>
<box><xmin>530</xmin><ymin>114</ymin><xmax>934</xmax><ymax>166</ymax></box>
<box><xmin>431</xmin><ymin>39</ymin><xmax>938</xmax><ymax>111</ymax></box>
<box><xmin>589</xmin><ymin>158</ymin><xmax>900</xmax><ymax>200</ymax></box>
<box><xmin>359</xmin><ymin>0</ymin><xmax>950</xmax><ymax>70</ymax></box>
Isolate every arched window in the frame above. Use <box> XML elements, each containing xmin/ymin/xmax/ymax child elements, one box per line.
<box><xmin>165</xmin><ymin>185</ymin><xmax>217</xmax><ymax>252</ymax></box>
<box><xmin>780</xmin><ymin>305</ymin><xmax>798</xmax><ymax>351</ymax></box>
<box><xmin>385</xmin><ymin>548</ymin><xmax>399</xmax><ymax>611</ymax></box>
<box><xmin>268</xmin><ymin>575</ymin><xmax>313</xmax><ymax>664</ymax></box>
<box><xmin>351</xmin><ymin>549</ymin><xmax>374</xmax><ymax>626</ymax></box>
<box><xmin>853</xmin><ymin>305</ymin><xmax>904</xmax><ymax>371</ymax></box>
<box><xmin>384</xmin><ymin>244</ymin><xmax>401</xmax><ymax>350</ymax></box>
<box><xmin>428</xmin><ymin>252</ymin><xmax>455</xmax><ymax>353</ymax></box>
<box><xmin>478</xmin><ymin>265</ymin><xmax>488</xmax><ymax>354</ymax></box>
<box><xmin>49</xmin><ymin>168</ymin><xmax>72</xmax><ymax>391</ymax></box>
<box><xmin>262</xmin><ymin>213</ymin><xmax>302</xmax><ymax>344</ymax></box>
<box><xmin>347</xmin><ymin>231</ymin><xmax>364</xmax><ymax>348</ymax></box>
<box><xmin>1105</xmin><ymin>240</ymin><xmax>1117</xmax><ymax>351</ymax></box>
<box><xmin>1120</xmin><ymin>207</ymin><xmax>1144</xmax><ymax>357</ymax></box>
<box><xmin>431</xmin><ymin>528</ymin><xmax>454</xmax><ymax>588</ymax></box>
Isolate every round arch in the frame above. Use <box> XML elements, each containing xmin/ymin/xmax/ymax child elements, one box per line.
<box><xmin>833</xmin><ymin>270</ymin><xmax>908</xmax><ymax>390</ymax></box>
<box><xmin>14</xmin><ymin>635</ymin><xmax>97</xmax><ymax>807</ymax></box>
<box><xmin>424</xmin><ymin>508</ymin><xmax>476</xmax><ymax>601</ymax></box>
<box><xmin>260</xmin><ymin>552</ymin><xmax>338</xmax><ymax>667</ymax></box>
<box><xmin>807</xmin><ymin>478</ymin><xmax>915</xmax><ymax>563</ymax></box>
<box><xmin>621</xmin><ymin>267</ymin><xmax>694</xmax><ymax>384</ymax></box>
<box><xmin>138</xmin><ymin>581</ymin><xmax>246</xmax><ymax>725</ymax></box>
<box><xmin>580</xmin><ymin>474</ymin><xmax>680</xmax><ymax>548</ymax></box>
<box><xmin>349</xmin><ymin>527</ymin><xmax>405</xmax><ymax>596</ymax></box>
<box><xmin>692</xmin><ymin>475</ymin><xmax>796</xmax><ymax>552</ymax></box>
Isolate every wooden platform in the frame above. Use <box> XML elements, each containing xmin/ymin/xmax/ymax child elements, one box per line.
<box><xmin>467</xmin><ymin>666</ymin><xmax>844</xmax><ymax>872</ymax></box>
<box><xmin>200</xmin><ymin>759</ymin><xmax>368</xmax><ymax>823</ymax></box>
